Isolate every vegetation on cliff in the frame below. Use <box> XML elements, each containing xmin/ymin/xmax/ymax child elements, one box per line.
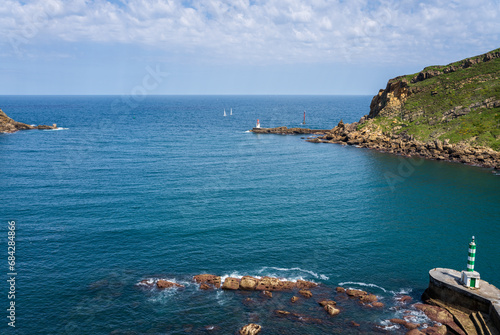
<box><xmin>366</xmin><ymin>48</ymin><xmax>500</xmax><ymax>150</ymax></box>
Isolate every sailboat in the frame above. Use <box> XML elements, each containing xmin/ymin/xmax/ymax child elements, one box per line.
<box><xmin>230</xmin><ymin>108</ymin><xmax>232</xmax><ymax>116</ymax></box>
<box><xmin>224</xmin><ymin>109</ymin><xmax>226</xmax><ymax>117</ymax></box>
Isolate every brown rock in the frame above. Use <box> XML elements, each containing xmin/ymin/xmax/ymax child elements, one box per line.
<box><xmin>222</xmin><ymin>277</ymin><xmax>239</xmax><ymax>290</ymax></box>
<box><xmin>318</xmin><ymin>300</ymin><xmax>336</xmax><ymax>307</ymax></box>
<box><xmin>299</xmin><ymin>289</ymin><xmax>313</xmax><ymax>298</ymax></box>
<box><xmin>199</xmin><ymin>283</ymin><xmax>211</xmax><ymax>290</ymax></box>
<box><xmin>291</xmin><ymin>296</ymin><xmax>299</xmax><ymax>303</ymax></box>
<box><xmin>372</xmin><ymin>302</ymin><xmax>385</xmax><ymax>308</ymax></box>
<box><xmin>262</xmin><ymin>290</ymin><xmax>272</xmax><ymax>298</ymax></box>
<box><xmin>405</xmin><ymin>329</ymin><xmax>425</xmax><ymax>335</ymax></box>
<box><xmin>336</xmin><ymin>287</ymin><xmax>345</xmax><ymax>293</ymax></box>
<box><xmin>239</xmin><ymin>323</ymin><xmax>261</xmax><ymax>335</ymax></box>
<box><xmin>346</xmin><ymin>289</ymin><xmax>367</xmax><ymax>297</ymax></box>
<box><xmin>296</xmin><ymin>279</ymin><xmax>317</xmax><ymax>290</ymax></box>
<box><xmin>400</xmin><ymin>295</ymin><xmax>412</xmax><ymax>304</ymax></box>
<box><xmin>324</xmin><ymin>304</ymin><xmax>340</xmax><ymax>316</ymax></box>
<box><xmin>424</xmin><ymin>325</ymin><xmax>447</xmax><ymax>335</ymax></box>
<box><xmin>240</xmin><ymin>276</ymin><xmax>258</xmax><ymax>290</ymax></box>
<box><xmin>255</xmin><ymin>276</ymin><xmax>295</xmax><ymax>291</ymax></box>
<box><xmin>390</xmin><ymin>318</ymin><xmax>419</xmax><ymax>330</ymax></box>
<box><xmin>193</xmin><ymin>274</ymin><xmax>221</xmax><ymax>288</ymax></box>
<box><xmin>359</xmin><ymin>294</ymin><xmax>378</xmax><ymax>303</ymax></box>
<box><xmin>414</xmin><ymin>304</ymin><xmax>453</xmax><ymax>324</ymax></box>
<box><xmin>275</xmin><ymin>310</ymin><xmax>291</xmax><ymax>316</ymax></box>
<box><xmin>156</xmin><ymin>280</ymin><xmax>184</xmax><ymax>289</ymax></box>
<box><xmin>351</xmin><ymin>321</ymin><xmax>360</xmax><ymax>327</ymax></box>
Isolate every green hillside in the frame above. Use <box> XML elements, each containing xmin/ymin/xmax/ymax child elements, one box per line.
<box><xmin>366</xmin><ymin>48</ymin><xmax>500</xmax><ymax>150</ymax></box>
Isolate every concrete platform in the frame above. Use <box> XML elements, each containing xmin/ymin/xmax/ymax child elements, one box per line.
<box><xmin>427</xmin><ymin>268</ymin><xmax>500</xmax><ymax>331</ymax></box>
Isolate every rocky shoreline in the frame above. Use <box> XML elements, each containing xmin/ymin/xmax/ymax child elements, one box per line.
<box><xmin>308</xmin><ymin>119</ymin><xmax>500</xmax><ymax>170</ymax></box>
<box><xmin>135</xmin><ymin>273</ymin><xmax>470</xmax><ymax>335</ymax></box>
<box><xmin>0</xmin><ymin>108</ymin><xmax>58</xmax><ymax>133</ymax></box>
<box><xmin>251</xmin><ymin>121</ymin><xmax>500</xmax><ymax>170</ymax></box>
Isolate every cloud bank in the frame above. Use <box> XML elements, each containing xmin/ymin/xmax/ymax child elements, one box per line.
<box><xmin>1</xmin><ymin>0</ymin><xmax>499</xmax><ymax>65</ymax></box>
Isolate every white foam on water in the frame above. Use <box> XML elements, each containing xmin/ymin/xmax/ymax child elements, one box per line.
<box><xmin>42</xmin><ymin>127</ymin><xmax>68</xmax><ymax>131</ymax></box>
<box><xmin>391</xmin><ymin>288</ymin><xmax>413</xmax><ymax>295</ymax></box>
<box><xmin>257</xmin><ymin>267</ymin><xmax>329</xmax><ymax>281</ymax></box>
<box><xmin>244</xmin><ymin>130</ymin><xmax>251</xmax><ymax>133</ymax></box>
<box><xmin>338</xmin><ymin>281</ymin><xmax>388</xmax><ymax>292</ymax></box>
<box><xmin>378</xmin><ymin>319</ymin><xmax>401</xmax><ymax>331</ymax></box>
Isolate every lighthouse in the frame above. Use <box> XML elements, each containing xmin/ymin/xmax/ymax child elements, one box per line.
<box><xmin>460</xmin><ymin>236</ymin><xmax>480</xmax><ymax>288</ymax></box>
<box><xmin>256</xmin><ymin>119</ymin><xmax>261</xmax><ymax>128</ymax></box>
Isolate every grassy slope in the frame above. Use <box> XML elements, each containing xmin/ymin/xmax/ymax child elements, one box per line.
<box><xmin>369</xmin><ymin>48</ymin><xmax>500</xmax><ymax>150</ymax></box>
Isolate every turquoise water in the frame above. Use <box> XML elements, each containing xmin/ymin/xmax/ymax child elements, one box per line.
<box><xmin>1</xmin><ymin>95</ymin><xmax>499</xmax><ymax>334</ymax></box>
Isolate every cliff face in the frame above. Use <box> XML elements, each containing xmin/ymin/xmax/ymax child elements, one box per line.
<box><xmin>0</xmin><ymin>108</ymin><xmax>57</xmax><ymax>133</ymax></box>
<box><xmin>0</xmin><ymin>109</ymin><xmax>35</xmax><ymax>133</ymax></box>
<box><xmin>366</xmin><ymin>48</ymin><xmax>500</xmax><ymax>152</ymax></box>
<box><xmin>369</xmin><ymin>49</ymin><xmax>500</xmax><ymax>120</ymax></box>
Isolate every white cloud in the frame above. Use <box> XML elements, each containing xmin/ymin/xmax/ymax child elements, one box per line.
<box><xmin>1</xmin><ymin>0</ymin><xmax>499</xmax><ymax>65</ymax></box>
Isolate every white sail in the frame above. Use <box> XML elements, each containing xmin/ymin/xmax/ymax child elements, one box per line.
<box><xmin>224</xmin><ymin>109</ymin><xmax>226</xmax><ymax>116</ymax></box>
<box><xmin>230</xmin><ymin>108</ymin><xmax>232</xmax><ymax>116</ymax></box>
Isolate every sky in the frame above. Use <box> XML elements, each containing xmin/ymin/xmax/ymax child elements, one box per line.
<box><xmin>0</xmin><ymin>0</ymin><xmax>499</xmax><ymax>95</ymax></box>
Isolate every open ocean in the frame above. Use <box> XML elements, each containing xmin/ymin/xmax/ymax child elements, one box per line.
<box><xmin>1</xmin><ymin>95</ymin><xmax>500</xmax><ymax>334</ymax></box>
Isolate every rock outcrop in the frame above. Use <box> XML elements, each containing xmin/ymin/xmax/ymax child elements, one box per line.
<box><xmin>156</xmin><ymin>280</ymin><xmax>184</xmax><ymax>289</ymax></box>
<box><xmin>0</xmin><ymin>108</ymin><xmax>57</xmax><ymax>133</ymax></box>
<box><xmin>239</xmin><ymin>323</ymin><xmax>261</xmax><ymax>335</ymax></box>
<box><xmin>193</xmin><ymin>274</ymin><xmax>221</xmax><ymax>289</ymax></box>
<box><xmin>307</xmin><ymin>120</ymin><xmax>500</xmax><ymax>169</ymax></box>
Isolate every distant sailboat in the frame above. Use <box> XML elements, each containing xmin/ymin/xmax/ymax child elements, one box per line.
<box><xmin>224</xmin><ymin>109</ymin><xmax>227</xmax><ymax>117</ymax></box>
<box><xmin>230</xmin><ymin>108</ymin><xmax>232</xmax><ymax>116</ymax></box>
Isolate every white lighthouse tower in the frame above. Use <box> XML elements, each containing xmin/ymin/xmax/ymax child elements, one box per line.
<box><xmin>461</xmin><ymin>236</ymin><xmax>480</xmax><ymax>289</ymax></box>
<box><xmin>256</xmin><ymin>119</ymin><xmax>261</xmax><ymax>128</ymax></box>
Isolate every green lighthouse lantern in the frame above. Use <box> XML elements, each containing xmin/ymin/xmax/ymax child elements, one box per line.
<box><xmin>461</xmin><ymin>236</ymin><xmax>480</xmax><ymax>289</ymax></box>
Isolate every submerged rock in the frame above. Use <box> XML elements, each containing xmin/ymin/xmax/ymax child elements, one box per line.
<box><xmin>324</xmin><ymin>304</ymin><xmax>340</xmax><ymax>316</ymax></box>
<box><xmin>298</xmin><ymin>289</ymin><xmax>313</xmax><ymax>298</ymax></box>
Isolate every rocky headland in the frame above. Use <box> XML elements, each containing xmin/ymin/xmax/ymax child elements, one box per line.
<box><xmin>0</xmin><ymin>108</ymin><xmax>58</xmax><ymax>133</ymax></box>
<box><xmin>252</xmin><ymin>48</ymin><xmax>500</xmax><ymax>170</ymax></box>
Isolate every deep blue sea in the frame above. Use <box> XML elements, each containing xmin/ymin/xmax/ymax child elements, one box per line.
<box><xmin>1</xmin><ymin>95</ymin><xmax>499</xmax><ymax>334</ymax></box>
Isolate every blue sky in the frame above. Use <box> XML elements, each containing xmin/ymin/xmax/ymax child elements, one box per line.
<box><xmin>0</xmin><ymin>0</ymin><xmax>499</xmax><ymax>95</ymax></box>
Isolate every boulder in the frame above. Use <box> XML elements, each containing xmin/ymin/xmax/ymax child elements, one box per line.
<box><xmin>336</xmin><ymin>287</ymin><xmax>346</xmax><ymax>293</ymax></box>
<box><xmin>346</xmin><ymin>289</ymin><xmax>367</xmax><ymax>298</ymax></box>
<box><xmin>156</xmin><ymin>280</ymin><xmax>184</xmax><ymax>289</ymax></box>
<box><xmin>414</xmin><ymin>304</ymin><xmax>453</xmax><ymax>324</ymax></box>
<box><xmin>372</xmin><ymin>302</ymin><xmax>385</xmax><ymax>308</ymax></box>
<box><xmin>239</xmin><ymin>323</ymin><xmax>261</xmax><ymax>335</ymax></box>
<box><xmin>200</xmin><ymin>283</ymin><xmax>211</xmax><ymax>290</ymax></box>
<box><xmin>324</xmin><ymin>304</ymin><xmax>340</xmax><ymax>316</ymax></box>
<box><xmin>390</xmin><ymin>318</ymin><xmax>419</xmax><ymax>330</ymax></box>
<box><xmin>255</xmin><ymin>276</ymin><xmax>295</xmax><ymax>291</ymax></box>
<box><xmin>262</xmin><ymin>290</ymin><xmax>272</xmax><ymax>298</ymax></box>
<box><xmin>291</xmin><ymin>296</ymin><xmax>299</xmax><ymax>303</ymax></box>
<box><xmin>318</xmin><ymin>300</ymin><xmax>336</xmax><ymax>307</ymax></box>
<box><xmin>359</xmin><ymin>294</ymin><xmax>378</xmax><ymax>304</ymax></box>
<box><xmin>351</xmin><ymin>321</ymin><xmax>360</xmax><ymax>327</ymax></box>
<box><xmin>399</xmin><ymin>295</ymin><xmax>412</xmax><ymax>304</ymax></box>
<box><xmin>275</xmin><ymin>310</ymin><xmax>291</xmax><ymax>316</ymax></box>
<box><xmin>222</xmin><ymin>277</ymin><xmax>240</xmax><ymax>290</ymax></box>
<box><xmin>296</xmin><ymin>279</ymin><xmax>317</xmax><ymax>290</ymax></box>
<box><xmin>298</xmin><ymin>289</ymin><xmax>313</xmax><ymax>298</ymax></box>
<box><xmin>193</xmin><ymin>274</ymin><xmax>221</xmax><ymax>288</ymax></box>
<box><xmin>240</xmin><ymin>276</ymin><xmax>258</xmax><ymax>290</ymax></box>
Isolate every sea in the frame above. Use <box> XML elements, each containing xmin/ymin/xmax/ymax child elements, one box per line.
<box><xmin>1</xmin><ymin>95</ymin><xmax>499</xmax><ymax>334</ymax></box>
